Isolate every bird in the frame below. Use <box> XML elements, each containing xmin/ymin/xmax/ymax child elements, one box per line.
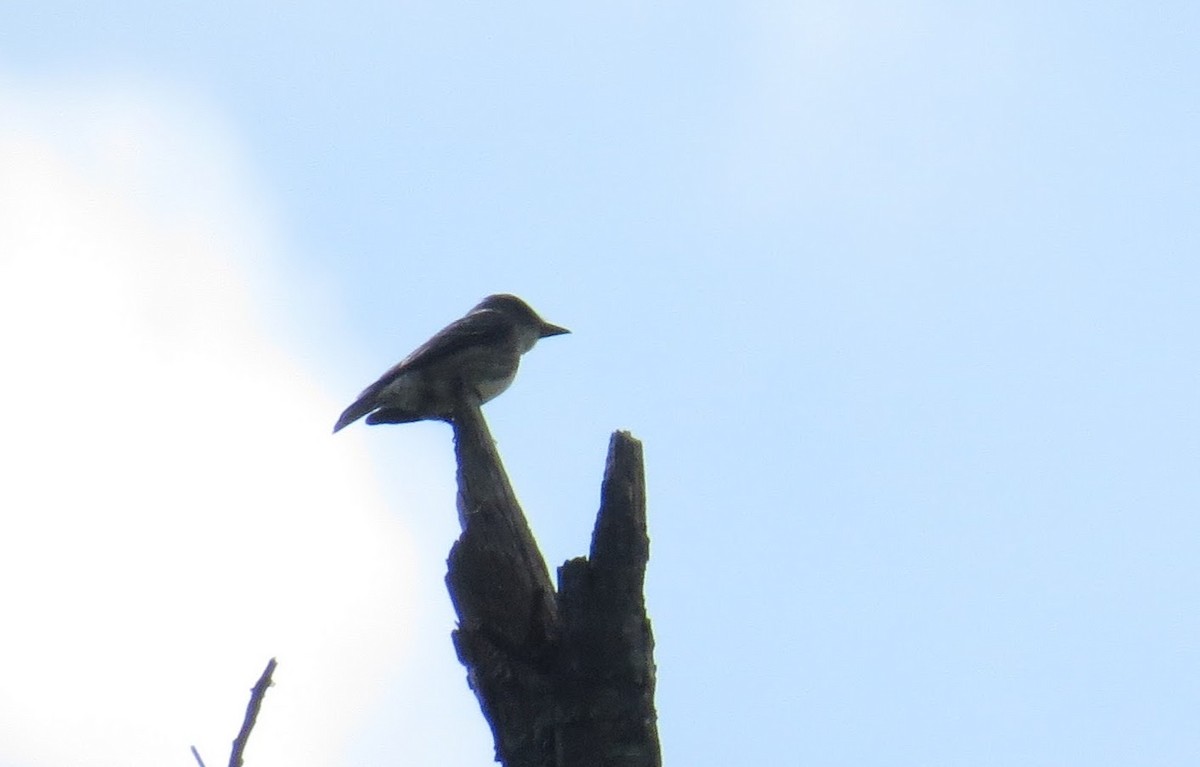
<box><xmin>333</xmin><ymin>294</ymin><xmax>569</xmax><ymax>433</ymax></box>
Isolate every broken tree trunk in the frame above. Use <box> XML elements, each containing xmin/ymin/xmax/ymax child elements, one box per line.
<box><xmin>445</xmin><ymin>398</ymin><xmax>660</xmax><ymax>767</ymax></box>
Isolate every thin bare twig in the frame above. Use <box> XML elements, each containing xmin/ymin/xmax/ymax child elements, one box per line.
<box><xmin>230</xmin><ymin>658</ymin><xmax>278</xmax><ymax>767</ymax></box>
<box><xmin>191</xmin><ymin>745</ymin><xmax>208</xmax><ymax>767</ymax></box>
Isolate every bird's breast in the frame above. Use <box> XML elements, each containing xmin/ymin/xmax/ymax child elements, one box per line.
<box><xmin>473</xmin><ymin>368</ymin><xmax>518</xmax><ymax>402</ymax></box>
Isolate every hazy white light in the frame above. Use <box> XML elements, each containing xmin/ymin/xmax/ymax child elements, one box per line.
<box><xmin>0</xmin><ymin>80</ymin><xmax>417</xmax><ymax>767</ymax></box>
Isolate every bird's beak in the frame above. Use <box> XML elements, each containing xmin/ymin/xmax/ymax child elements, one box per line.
<box><xmin>539</xmin><ymin>321</ymin><xmax>570</xmax><ymax>338</ymax></box>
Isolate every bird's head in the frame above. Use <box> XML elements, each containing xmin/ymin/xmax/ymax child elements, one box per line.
<box><xmin>472</xmin><ymin>294</ymin><xmax>570</xmax><ymax>351</ymax></box>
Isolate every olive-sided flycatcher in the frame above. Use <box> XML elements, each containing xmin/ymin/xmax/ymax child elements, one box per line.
<box><xmin>332</xmin><ymin>294</ymin><xmax>569</xmax><ymax>433</ymax></box>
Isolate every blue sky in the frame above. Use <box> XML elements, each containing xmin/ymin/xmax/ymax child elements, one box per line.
<box><xmin>1</xmin><ymin>2</ymin><xmax>1198</xmax><ymax>765</ymax></box>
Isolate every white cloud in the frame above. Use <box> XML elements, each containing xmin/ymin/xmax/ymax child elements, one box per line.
<box><xmin>0</xmin><ymin>80</ymin><xmax>418</xmax><ymax>767</ymax></box>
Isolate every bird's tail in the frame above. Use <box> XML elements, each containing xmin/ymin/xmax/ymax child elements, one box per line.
<box><xmin>364</xmin><ymin>408</ymin><xmax>426</xmax><ymax>425</ymax></box>
<box><xmin>332</xmin><ymin>397</ymin><xmax>376</xmax><ymax>433</ymax></box>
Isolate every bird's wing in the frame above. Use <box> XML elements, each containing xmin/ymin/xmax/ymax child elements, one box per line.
<box><xmin>332</xmin><ymin>309</ymin><xmax>511</xmax><ymax>433</ymax></box>
<box><xmin>396</xmin><ymin>308</ymin><xmax>510</xmax><ymax>372</ymax></box>
<box><xmin>357</xmin><ymin>309</ymin><xmax>511</xmax><ymax>395</ymax></box>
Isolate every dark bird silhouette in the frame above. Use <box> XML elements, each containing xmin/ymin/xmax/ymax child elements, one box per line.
<box><xmin>333</xmin><ymin>294</ymin><xmax>569</xmax><ymax>433</ymax></box>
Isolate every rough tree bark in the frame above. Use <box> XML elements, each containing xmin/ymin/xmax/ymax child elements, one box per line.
<box><xmin>445</xmin><ymin>398</ymin><xmax>660</xmax><ymax>767</ymax></box>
